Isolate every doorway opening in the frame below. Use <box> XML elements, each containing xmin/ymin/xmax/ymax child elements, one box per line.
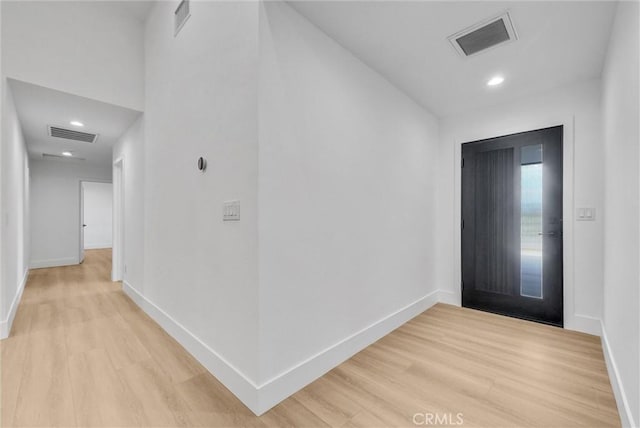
<box><xmin>461</xmin><ymin>126</ymin><xmax>563</xmax><ymax>326</ymax></box>
<box><xmin>112</xmin><ymin>158</ymin><xmax>124</xmax><ymax>281</ymax></box>
<box><xmin>79</xmin><ymin>180</ymin><xmax>113</xmax><ymax>264</ymax></box>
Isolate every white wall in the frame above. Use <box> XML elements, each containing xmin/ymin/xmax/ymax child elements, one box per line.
<box><xmin>437</xmin><ymin>78</ymin><xmax>605</xmax><ymax>334</ymax></box>
<box><xmin>113</xmin><ymin>116</ymin><xmax>145</xmax><ymax>293</ymax></box>
<box><xmin>82</xmin><ymin>181</ymin><xmax>113</xmax><ymax>249</ymax></box>
<box><xmin>257</xmin><ymin>1</ymin><xmax>439</xmax><ymax>410</ymax></box>
<box><xmin>0</xmin><ymin>1</ymin><xmax>4</xmax><ymax>336</ymax></box>
<box><xmin>0</xmin><ymin>81</ymin><xmax>30</xmax><ymax>338</ymax></box>
<box><xmin>143</xmin><ymin>0</ymin><xmax>260</xmax><ymax>389</ymax></box>
<box><xmin>1</xmin><ymin>1</ymin><xmax>144</xmax><ymax>110</ymax></box>
<box><xmin>134</xmin><ymin>1</ymin><xmax>440</xmax><ymax>415</ymax></box>
<box><xmin>30</xmin><ymin>160</ymin><xmax>111</xmax><ymax>268</ymax></box>
<box><xmin>601</xmin><ymin>1</ymin><xmax>640</xmax><ymax>426</ymax></box>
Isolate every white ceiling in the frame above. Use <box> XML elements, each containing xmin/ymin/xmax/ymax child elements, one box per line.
<box><xmin>9</xmin><ymin>79</ymin><xmax>142</xmax><ymax>165</ymax></box>
<box><xmin>288</xmin><ymin>1</ymin><xmax>617</xmax><ymax>118</ymax></box>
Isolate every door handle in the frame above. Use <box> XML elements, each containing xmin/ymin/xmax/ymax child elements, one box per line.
<box><xmin>82</xmin><ymin>224</ymin><xmax>87</xmax><ymax>227</ymax></box>
<box><xmin>538</xmin><ymin>232</ymin><xmax>557</xmax><ymax>236</ymax></box>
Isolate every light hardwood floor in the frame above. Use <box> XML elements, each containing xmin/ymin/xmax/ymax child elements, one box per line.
<box><xmin>1</xmin><ymin>249</ymin><xmax>620</xmax><ymax>427</ymax></box>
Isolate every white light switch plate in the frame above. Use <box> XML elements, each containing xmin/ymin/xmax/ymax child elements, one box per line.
<box><xmin>576</xmin><ymin>207</ymin><xmax>596</xmax><ymax>221</ymax></box>
<box><xmin>223</xmin><ymin>200</ymin><xmax>240</xmax><ymax>221</ymax></box>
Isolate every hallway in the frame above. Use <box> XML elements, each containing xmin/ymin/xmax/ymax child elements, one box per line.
<box><xmin>1</xmin><ymin>249</ymin><xmax>620</xmax><ymax>427</ymax></box>
<box><xmin>1</xmin><ymin>250</ymin><xmax>257</xmax><ymax>426</ymax></box>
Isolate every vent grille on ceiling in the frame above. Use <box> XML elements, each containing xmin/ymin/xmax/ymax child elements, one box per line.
<box><xmin>47</xmin><ymin>125</ymin><xmax>98</xmax><ymax>143</ymax></box>
<box><xmin>174</xmin><ymin>0</ymin><xmax>191</xmax><ymax>36</ymax></box>
<box><xmin>448</xmin><ymin>12</ymin><xmax>518</xmax><ymax>58</ymax></box>
<box><xmin>42</xmin><ymin>153</ymin><xmax>86</xmax><ymax>161</ymax></box>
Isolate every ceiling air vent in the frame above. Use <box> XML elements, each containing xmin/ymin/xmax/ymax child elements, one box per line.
<box><xmin>448</xmin><ymin>12</ymin><xmax>518</xmax><ymax>58</ymax></box>
<box><xmin>42</xmin><ymin>153</ymin><xmax>86</xmax><ymax>161</ymax></box>
<box><xmin>47</xmin><ymin>125</ymin><xmax>99</xmax><ymax>143</ymax></box>
<box><xmin>174</xmin><ymin>0</ymin><xmax>191</xmax><ymax>36</ymax></box>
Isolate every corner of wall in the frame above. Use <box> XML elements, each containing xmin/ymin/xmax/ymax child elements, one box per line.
<box><xmin>123</xmin><ymin>278</ymin><xmax>443</xmax><ymax>416</ymax></box>
<box><xmin>121</xmin><ymin>281</ymin><xmax>261</xmax><ymax>414</ymax></box>
<box><xmin>438</xmin><ymin>289</ymin><xmax>460</xmax><ymax>306</ymax></box>
<box><xmin>570</xmin><ymin>314</ymin><xmax>602</xmax><ymax>337</ymax></box>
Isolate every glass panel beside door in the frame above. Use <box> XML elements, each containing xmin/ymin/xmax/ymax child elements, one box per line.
<box><xmin>520</xmin><ymin>144</ymin><xmax>543</xmax><ymax>299</ymax></box>
<box><xmin>461</xmin><ymin>126</ymin><xmax>563</xmax><ymax>327</ymax></box>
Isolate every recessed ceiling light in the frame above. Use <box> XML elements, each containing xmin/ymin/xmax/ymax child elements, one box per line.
<box><xmin>62</xmin><ymin>151</ymin><xmax>73</xmax><ymax>157</ymax></box>
<box><xmin>70</xmin><ymin>120</ymin><xmax>84</xmax><ymax>127</ymax></box>
<box><xmin>487</xmin><ymin>76</ymin><xmax>505</xmax><ymax>86</ymax></box>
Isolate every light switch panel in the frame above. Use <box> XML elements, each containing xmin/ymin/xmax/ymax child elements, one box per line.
<box><xmin>223</xmin><ymin>200</ymin><xmax>240</xmax><ymax>221</ymax></box>
<box><xmin>576</xmin><ymin>207</ymin><xmax>596</xmax><ymax>221</ymax></box>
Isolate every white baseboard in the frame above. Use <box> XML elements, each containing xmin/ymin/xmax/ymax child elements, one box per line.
<box><xmin>30</xmin><ymin>257</ymin><xmax>77</xmax><ymax>269</ymax></box>
<box><xmin>119</xmin><ymin>284</ymin><xmax>630</xmax><ymax>421</ymax></box>
<box><xmin>601</xmin><ymin>321</ymin><xmax>636</xmax><ymax>428</ymax></box>
<box><xmin>0</xmin><ymin>269</ymin><xmax>29</xmax><ymax>339</ymax></box>
<box><xmin>570</xmin><ymin>314</ymin><xmax>602</xmax><ymax>337</ymax></box>
<box><xmin>84</xmin><ymin>243</ymin><xmax>112</xmax><ymax>250</ymax></box>
<box><xmin>438</xmin><ymin>289</ymin><xmax>460</xmax><ymax>306</ymax></box>
<box><xmin>122</xmin><ymin>281</ymin><xmax>260</xmax><ymax>413</ymax></box>
<box><xmin>122</xmin><ymin>281</ymin><xmax>440</xmax><ymax>415</ymax></box>
<box><xmin>255</xmin><ymin>289</ymin><xmax>440</xmax><ymax>414</ymax></box>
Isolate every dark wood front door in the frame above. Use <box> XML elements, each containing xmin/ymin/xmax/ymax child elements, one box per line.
<box><xmin>461</xmin><ymin>126</ymin><xmax>563</xmax><ymax>326</ymax></box>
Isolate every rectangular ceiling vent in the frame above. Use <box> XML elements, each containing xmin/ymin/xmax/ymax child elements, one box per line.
<box><xmin>42</xmin><ymin>153</ymin><xmax>86</xmax><ymax>161</ymax></box>
<box><xmin>47</xmin><ymin>125</ymin><xmax>98</xmax><ymax>143</ymax></box>
<box><xmin>174</xmin><ymin>0</ymin><xmax>191</xmax><ymax>36</ymax></box>
<box><xmin>448</xmin><ymin>12</ymin><xmax>518</xmax><ymax>58</ymax></box>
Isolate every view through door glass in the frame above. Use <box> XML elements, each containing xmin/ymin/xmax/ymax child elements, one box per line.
<box><xmin>461</xmin><ymin>126</ymin><xmax>563</xmax><ymax>326</ymax></box>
